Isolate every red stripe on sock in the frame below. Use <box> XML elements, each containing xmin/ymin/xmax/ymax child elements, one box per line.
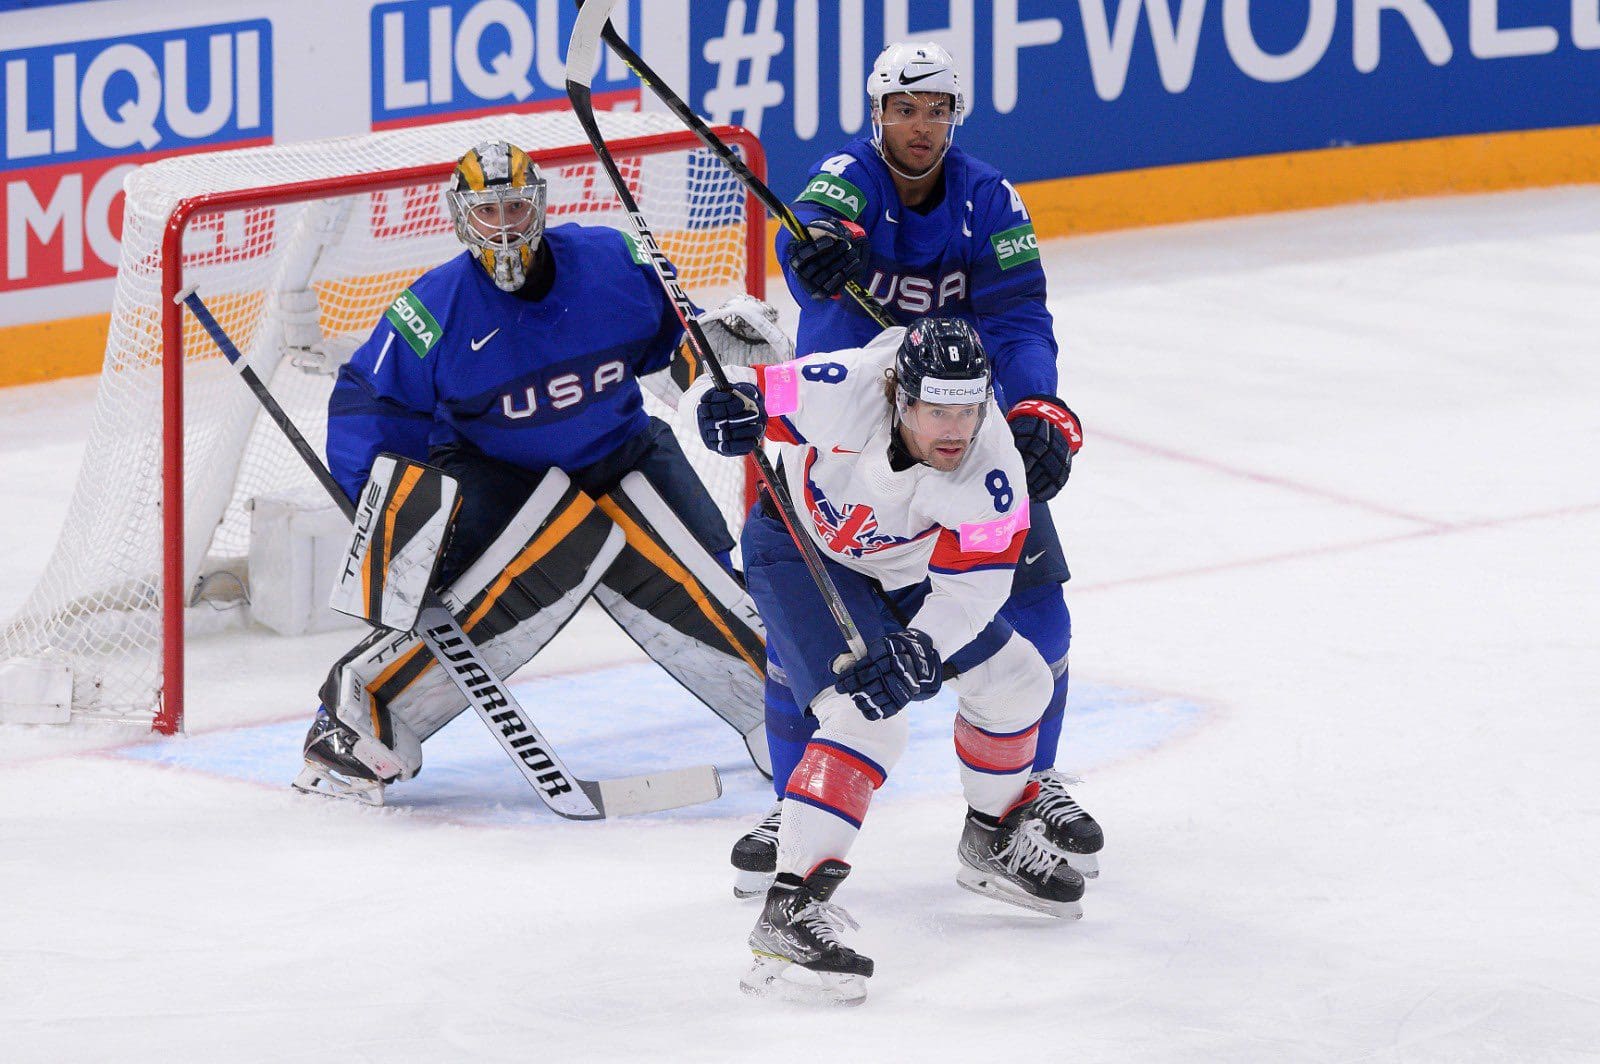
<box><xmin>954</xmin><ymin>717</ymin><xmax>1039</xmax><ymax>774</ymax></box>
<box><xmin>785</xmin><ymin>743</ymin><xmax>883</xmax><ymax>824</ymax></box>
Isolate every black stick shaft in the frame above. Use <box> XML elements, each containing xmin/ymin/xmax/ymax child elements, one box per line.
<box><xmin>177</xmin><ymin>288</ymin><xmax>357</xmax><ymax>521</ymax></box>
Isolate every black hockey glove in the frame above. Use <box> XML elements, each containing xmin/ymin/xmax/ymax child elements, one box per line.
<box><xmin>696</xmin><ymin>382</ymin><xmax>765</xmax><ymax>457</ymax></box>
<box><xmin>1006</xmin><ymin>395</ymin><xmax>1083</xmax><ymax>502</ymax></box>
<box><xmin>787</xmin><ymin>217</ymin><xmax>870</xmax><ymax>301</ymax></box>
<box><xmin>836</xmin><ymin>629</ymin><xmax>942</xmax><ymax>721</ymax></box>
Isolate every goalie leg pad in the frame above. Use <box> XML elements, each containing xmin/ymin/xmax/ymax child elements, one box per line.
<box><xmin>592</xmin><ymin>471</ymin><xmax>770</xmax><ymax>775</ymax></box>
<box><xmin>318</xmin><ymin>468</ymin><xmax>625</xmax><ymax>775</ymax></box>
<box><xmin>328</xmin><ymin>453</ymin><xmax>460</xmax><ymax>632</ymax></box>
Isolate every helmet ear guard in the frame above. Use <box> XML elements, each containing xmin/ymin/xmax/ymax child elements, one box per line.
<box><xmin>447</xmin><ymin>140</ymin><xmax>548</xmax><ymax>292</ymax></box>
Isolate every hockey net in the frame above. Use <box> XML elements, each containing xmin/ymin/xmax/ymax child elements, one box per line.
<box><xmin>0</xmin><ymin>111</ymin><xmax>764</xmax><ymax>734</ymax></box>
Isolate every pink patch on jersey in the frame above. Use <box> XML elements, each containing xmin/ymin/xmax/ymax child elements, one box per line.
<box><xmin>958</xmin><ymin>499</ymin><xmax>1031</xmax><ymax>553</ymax></box>
<box><xmin>756</xmin><ymin>360</ymin><xmax>802</xmax><ymax>416</ymax></box>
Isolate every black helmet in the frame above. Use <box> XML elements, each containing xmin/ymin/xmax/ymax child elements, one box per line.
<box><xmin>894</xmin><ymin>317</ymin><xmax>991</xmax><ymax>408</ymax></box>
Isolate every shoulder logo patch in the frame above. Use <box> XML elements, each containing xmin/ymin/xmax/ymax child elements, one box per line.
<box><xmin>620</xmin><ymin>232</ymin><xmax>650</xmax><ymax>265</ymax></box>
<box><xmin>991</xmin><ymin>222</ymin><xmax>1040</xmax><ymax>270</ymax></box>
<box><xmin>384</xmin><ymin>290</ymin><xmax>442</xmax><ymax>357</ymax></box>
<box><xmin>797</xmin><ymin>173</ymin><xmax>867</xmax><ymax>222</ymax></box>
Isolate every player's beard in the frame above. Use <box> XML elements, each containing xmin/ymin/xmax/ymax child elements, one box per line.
<box><xmin>901</xmin><ymin>426</ymin><xmax>972</xmax><ymax>472</ymax></box>
<box><xmin>924</xmin><ymin>436</ymin><xmax>969</xmax><ymax>472</ymax></box>
<box><xmin>882</xmin><ymin>127</ymin><xmax>949</xmax><ymax>180</ymax></box>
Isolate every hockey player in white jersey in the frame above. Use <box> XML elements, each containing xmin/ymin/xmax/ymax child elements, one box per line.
<box><xmin>738</xmin><ymin>39</ymin><xmax>1103</xmax><ymax>898</ymax></box>
<box><xmin>695</xmin><ymin>318</ymin><xmax>1084</xmax><ymax>1005</ymax></box>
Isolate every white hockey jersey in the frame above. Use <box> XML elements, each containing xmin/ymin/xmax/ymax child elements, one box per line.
<box><xmin>711</xmin><ymin>327</ymin><xmax>1031</xmax><ymax>658</ymax></box>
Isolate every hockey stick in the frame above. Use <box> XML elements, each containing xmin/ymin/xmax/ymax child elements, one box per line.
<box><xmin>581</xmin><ymin>2</ymin><xmax>896</xmax><ymax>332</ymax></box>
<box><xmin>175</xmin><ymin>286</ymin><xmax>721</xmax><ymax>820</ymax></box>
<box><xmin>567</xmin><ymin>0</ymin><xmax>869</xmax><ymax>663</ymax></box>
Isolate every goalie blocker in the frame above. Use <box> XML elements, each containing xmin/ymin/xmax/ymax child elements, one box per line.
<box><xmin>299</xmin><ymin>460</ymin><xmax>769</xmax><ymax>804</ymax></box>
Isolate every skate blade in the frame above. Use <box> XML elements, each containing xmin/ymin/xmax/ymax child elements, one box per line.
<box><xmin>1066</xmin><ymin>851</ymin><xmax>1100</xmax><ymax>879</ymax></box>
<box><xmin>740</xmin><ymin>952</ymin><xmax>867</xmax><ymax>1007</ymax></box>
<box><xmin>955</xmin><ymin>867</ymin><xmax>1083</xmax><ymax>919</ymax></box>
<box><xmin>733</xmin><ymin>869</ymin><xmax>775</xmax><ymax>900</ymax></box>
<box><xmin>291</xmin><ymin>764</ymin><xmax>385</xmax><ymax>807</ymax></box>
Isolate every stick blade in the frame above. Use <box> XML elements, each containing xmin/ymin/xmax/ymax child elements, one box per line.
<box><xmin>584</xmin><ymin>764</ymin><xmax>722</xmax><ymax>817</ymax></box>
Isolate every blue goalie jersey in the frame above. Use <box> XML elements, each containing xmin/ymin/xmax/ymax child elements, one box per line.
<box><xmin>326</xmin><ymin>224</ymin><xmax>684</xmax><ymax>501</ymax></box>
<box><xmin>775</xmin><ymin>137</ymin><xmax>1059</xmax><ymax>405</ymax></box>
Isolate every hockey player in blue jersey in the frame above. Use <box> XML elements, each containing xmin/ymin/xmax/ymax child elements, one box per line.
<box><xmin>292</xmin><ymin>140</ymin><xmax>776</xmax><ymax>806</ymax></box>
<box><xmin>729</xmin><ymin>42</ymin><xmax>1102</xmax><ymax>893</ymax></box>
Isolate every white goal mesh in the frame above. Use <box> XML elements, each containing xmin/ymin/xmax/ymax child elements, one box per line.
<box><xmin>0</xmin><ymin>111</ymin><xmax>763</xmax><ymax>732</ymax></box>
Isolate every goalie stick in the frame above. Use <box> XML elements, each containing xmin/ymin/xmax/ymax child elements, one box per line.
<box><xmin>175</xmin><ymin>285</ymin><xmax>721</xmax><ymax>820</ymax></box>
<box><xmin>567</xmin><ymin>0</ymin><xmax>869</xmax><ymax>664</ymax></box>
<box><xmin>579</xmin><ymin>2</ymin><xmax>896</xmax><ymax>333</ymax></box>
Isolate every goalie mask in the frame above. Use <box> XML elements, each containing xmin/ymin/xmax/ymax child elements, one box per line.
<box><xmin>867</xmin><ymin>42</ymin><xmax>966</xmax><ymax>180</ymax></box>
<box><xmin>892</xmin><ymin>318</ymin><xmax>991</xmax><ymax>473</ymax></box>
<box><xmin>447</xmin><ymin>140</ymin><xmax>548</xmax><ymax>293</ymax></box>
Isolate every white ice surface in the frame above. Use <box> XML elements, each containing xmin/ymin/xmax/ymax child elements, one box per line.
<box><xmin>3</xmin><ymin>189</ymin><xmax>1599</xmax><ymax>1062</ymax></box>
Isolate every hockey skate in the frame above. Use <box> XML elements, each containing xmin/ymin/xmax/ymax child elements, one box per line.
<box><xmin>1029</xmin><ymin>769</ymin><xmax>1104</xmax><ymax>879</ymax></box>
<box><xmin>289</xmin><ymin>708</ymin><xmax>392</xmax><ymax>807</ymax></box>
<box><xmin>731</xmin><ymin>801</ymin><xmax>782</xmax><ymax>899</ymax></box>
<box><xmin>741</xmin><ymin>860</ymin><xmax>872</xmax><ymax>1007</ymax></box>
<box><xmin>956</xmin><ymin>794</ymin><xmax>1086</xmax><ymax>919</ymax></box>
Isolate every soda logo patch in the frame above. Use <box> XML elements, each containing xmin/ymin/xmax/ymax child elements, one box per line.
<box><xmin>797</xmin><ymin>174</ymin><xmax>866</xmax><ymax>221</ymax></box>
<box><xmin>384</xmin><ymin>290</ymin><xmax>443</xmax><ymax>356</ymax></box>
<box><xmin>991</xmin><ymin>223</ymin><xmax>1040</xmax><ymax>269</ymax></box>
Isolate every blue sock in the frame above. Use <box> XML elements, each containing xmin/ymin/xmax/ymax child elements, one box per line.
<box><xmin>1033</xmin><ymin>667</ymin><xmax>1069</xmax><ymax>772</ymax></box>
<box><xmin>763</xmin><ymin>676</ymin><xmax>816</xmax><ymax>799</ymax></box>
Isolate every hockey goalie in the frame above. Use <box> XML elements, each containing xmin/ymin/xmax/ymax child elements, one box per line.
<box><xmin>291</xmin><ymin>140</ymin><xmax>783</xmax><ymax>806</ymax></box>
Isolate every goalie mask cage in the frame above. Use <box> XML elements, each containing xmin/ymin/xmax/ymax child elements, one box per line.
<box><xmin>0</xmin><ymin>111</ymin><xmax>765</xmax><ymax>736</ymax></box>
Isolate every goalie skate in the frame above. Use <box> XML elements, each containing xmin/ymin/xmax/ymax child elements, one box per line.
<box><xmin>1030</xmin><ymin>769</ymin><xmax>1104</xmax><ymax>879</ymax></box>
<box><xmin>956</xmin><ymin>794</ymin><xmax>1086</xmax><ymax>919</ymax></box>
<box><xmin>741</xmin><ymin>860</ymin><xmax>872</xmax><ymax>1007</ymax></box>
<box><xmin>291</xmin><ymin>762</ymin><xmax>385</xmax><ymax>807</ymax></box>
<box><xmin>289</xmin><ymin>707</ymin><xmax>396</xmax><ymax>807</ymax></box>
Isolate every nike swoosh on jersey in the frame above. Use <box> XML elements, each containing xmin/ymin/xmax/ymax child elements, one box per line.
<box><xmin>1025</xmin><ymin>551</ymin><xmax>1046</xmax><ymax>565</ymax></box>
<box><xmin>831</xmin><ymin>446</ymin><xmax>860</xmax><ymax>455</ymax></box>
<box><xmin>470</xmin><ymin>328</ymin><xmax>500</xmax><ymax>351</ymax></box>
<box><xmin>898</xmin><ymin>69</ymin><xmax>942</xmax><ymax>85</ymax></box>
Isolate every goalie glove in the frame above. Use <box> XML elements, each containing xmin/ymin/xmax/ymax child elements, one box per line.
<box><xmin>836</xmin><ymin>629</ymin><xmax>942</xmax><ymax>721</ymax></box>
<box><xmin>787</xmin><ymin>217</ymin><xmax>870</xmax><ymax>301</ymax></box>
<box><xmin>1006</xmin><ymin>395</ymin><xmax>1083</xmax><ymax>502</ymax></box>
<box><xmin>696</xmin><ymin>382</ymin><xmax>766</xmax><ymax>457</ymax></box>
<box><xmin>670</xmin><ymin>295</ymin><xmax>794</xmax><ymax>403</ymax></box>
<box><xmin>274</xmin><ymin>288</ymin><xmax>359</xmax><ymax>376</ymax></box>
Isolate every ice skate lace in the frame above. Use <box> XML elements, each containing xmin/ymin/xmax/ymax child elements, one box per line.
<box><xmin>747</xmin><ymin>804</ymin><xmax>783</xmax><ymax>846</ymax></box>
<box><xmin>794</xmin><ymin>899</ymin><xmax>860</xmax><ymax>950</ymax></box>
<box><xmin>1031</xmin><ymin>772</ymin><xmax>1087</xmax><ymax>824</ymax></box>
<box><xmin>996</xmin><ymin>819</ymin><xmax>1072</xmax><ymax>879</ymax></box>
